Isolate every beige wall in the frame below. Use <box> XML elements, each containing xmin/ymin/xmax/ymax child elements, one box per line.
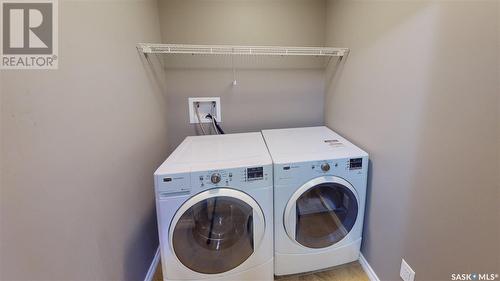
<box><xmin>0</xmin><ymin>0</ymin><xmax>168</xmax><ymax>280</ymax></box>
<box><xmin>158</xmin><ymin>0</ymin><xmax>327</xmax><ymax>152</ymax></box>
<box><xmin>325</xmin><ymin>1</ymin><xmax>500</xmax><ymax>280</ymax></box>
<box><xmin>2</xmin><ymin>1</ymin><xmax>499</xmax><ymax>280</ymax></box>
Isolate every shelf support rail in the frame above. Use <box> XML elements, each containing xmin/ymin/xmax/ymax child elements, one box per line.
<box><xmin>137</xmin><ymin>43</ymin><xmax>349</xmax><ymax>57</ymax></box>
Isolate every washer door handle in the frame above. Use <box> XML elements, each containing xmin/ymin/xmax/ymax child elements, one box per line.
<box><xmin>252</xmin><ymin>208</ymin><xmax>265</xmax><ymax>249</ymax></box>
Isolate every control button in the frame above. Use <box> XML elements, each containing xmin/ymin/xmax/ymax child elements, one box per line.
<box><xmin>211</xmin><ymin>173</ymin><xmax>221</xmax><ymax>184</ymax></box>
<box><xmin>199</xmin><ymin>176</ymin><xmax>204</xmax><ymax>181</ymax></box>
<box><xmin>229</xmin><ymin>173</ymin><xmax>233</xmax><ymax>177</ymax></box>
<box><xmin>321</xmin><ymin>163</ymin><xmax>330</xmax><ymax>172</ymax></box>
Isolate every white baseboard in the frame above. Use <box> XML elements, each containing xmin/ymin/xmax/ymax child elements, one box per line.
<box><xmin>144</xmin><ymin>247</ymin><xmax>161</xmax><ymax>281</ymax></box>
<box><xmin>359</xmin><ymin>253</ymin><xmax>381</xmax><ymax>281</ymax></box>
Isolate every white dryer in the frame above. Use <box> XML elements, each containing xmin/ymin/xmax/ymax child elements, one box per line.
<box><xmin>154</xmin><ymin>133</ymin><xmax>274</xmax><ymax>281</ymax></box>
<box><xmin>262</xmin><ymin>126</ymin><xmax>368</xmax><ymax>276</ymax></box>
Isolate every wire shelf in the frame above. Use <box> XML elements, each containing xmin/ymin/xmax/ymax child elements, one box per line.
<box><xmin>137</xmin><ymin>43</ymin><xmax>349</xmax><ymax>57</ymax></box>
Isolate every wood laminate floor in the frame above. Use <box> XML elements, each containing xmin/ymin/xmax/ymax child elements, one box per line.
<box><xmin>152</xmin><ymin>260</ymin><xmax>369</xmax><ymax>281</ymax></box>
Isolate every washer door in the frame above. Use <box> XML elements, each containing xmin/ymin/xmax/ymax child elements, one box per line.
<box><xmin>284</xmin><ymin>176</ymin><xmax>359</xmax><ymax>249</ymax></box>
<box><xmin>169</xmin><ymin>188</ymin><xmax>265</xmax><ymax>274</ymax></box>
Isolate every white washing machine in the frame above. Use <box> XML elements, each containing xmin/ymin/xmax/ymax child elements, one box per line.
<box><xmin>262</xmin><ymin>126</ymin><xmax>368</xmax><ymax>276</ymax></box>
<box><xmin>154</xmin><ymin>133</ymin><xmax>274</xmax><ymax>281</ymax></box>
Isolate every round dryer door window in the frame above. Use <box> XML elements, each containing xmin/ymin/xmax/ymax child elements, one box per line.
<box><xmin>170</xmin><ymin>188</ymin><xmax>265</xmax><ymax>274</ymax></box>
<box><xmin>284</xmin><ymin>176</ymin><xmax>359</xmax><ymax>249</ymax></box>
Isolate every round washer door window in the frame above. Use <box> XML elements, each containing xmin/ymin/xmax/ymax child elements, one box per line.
<box><xmin>170</xmin><ymin>189</ymin><xmax>265</xmax><ymax>274</ymax></box>
<box><xmin>284</xmin><ymin>176</ymin><xmax>359</xmax><ymax>249</ymax></box>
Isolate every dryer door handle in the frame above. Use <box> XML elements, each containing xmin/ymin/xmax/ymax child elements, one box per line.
<box><xmin>284</xmin><ymin>202</ymin><xmax>297</xmax><ymax>241</ymax></box>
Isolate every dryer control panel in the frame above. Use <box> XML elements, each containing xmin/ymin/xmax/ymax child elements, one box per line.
<box><xmin>274</xmin><ymin>157</ymin><xmax>368</xmax><ymax>186</ymax></box>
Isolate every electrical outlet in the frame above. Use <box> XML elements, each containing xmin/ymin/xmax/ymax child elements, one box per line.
<box><xmin>188</xmin><ymin>97</ymin><xmax>222</xmax><ymax>124</ymax></box>
<box><xmin>400</xmin><ymin>259</ymin><xmax>415</xmax><ymax>281</ymax></box>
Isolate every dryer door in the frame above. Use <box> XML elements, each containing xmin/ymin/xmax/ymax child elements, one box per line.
<box><xmin>284</xmin><ymin>176</ymin><xmax>359</xmax><ymax>249</ymax></box>
<box><xmin>169</xmin><ymin>188</ymin><xmax>265</xmax><ymax>274</ymax></box>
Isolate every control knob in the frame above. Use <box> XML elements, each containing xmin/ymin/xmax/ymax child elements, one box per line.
<box><xmin>211</xmin><ymin>173</ymin><xmax>222</xmax><ymax>184</ymax></box>
<box><xmin>321</xmin><ymin>163</ymin><xmax>330</xmax><ymax>172</ymax></box>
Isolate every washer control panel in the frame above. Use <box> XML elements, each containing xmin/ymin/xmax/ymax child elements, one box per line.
<box><xmin>156</xmin><ymin>165</ymin><xmax>272</xmax><ymax>198</ymax></box>
<box><xmin>195</xmin><ymin>166</ymin><xmax>271</xmax><ymax>189</ymax></box>
<box><xmin>197</xmin><ymin>170</ymin><xmax>237</xmax><ymax>187</ymax></box>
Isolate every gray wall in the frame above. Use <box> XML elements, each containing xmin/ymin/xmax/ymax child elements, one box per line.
<box><xmin>0</xmin><ymin>0</ymin><xmax>168</xmax><ymax>280</ymax></box>
<box><xmin>157</xmin><ymin>0</ymin><xmax>327</xmax><ymax>152</ymax></box>
<box><xmin>325</xmin><ymin>1</ymin><xmax>500</xmax><ymax>280</ymax></box>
